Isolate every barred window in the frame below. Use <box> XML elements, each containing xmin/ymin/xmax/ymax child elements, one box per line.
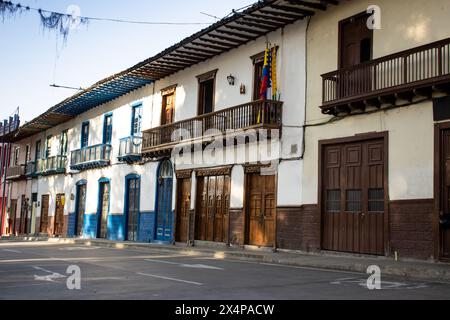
<box><xmin>368</xmin><ymin>188</ymin><xmax>384</xmax><ymax>212</ymax></box>
<box><xmin>346</xmin><ymin>189</ymin><xmax>362</xmax><ymax>212</ymax></box>
<box><xmin>326</xmin><ymin>189</ymin><xmax>340</xmax><ymax>211</ymax></box>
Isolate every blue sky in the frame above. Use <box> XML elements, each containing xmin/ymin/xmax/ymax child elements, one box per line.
<box><xmin>0</xmin><ymin>0</ymin><xmax>255</xmax><ymax>122</ymax></box>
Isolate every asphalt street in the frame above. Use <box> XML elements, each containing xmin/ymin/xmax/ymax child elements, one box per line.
<box><xmin>0</xmin><ymin>241</ymin><xmax>450</xmax><ymax>300</ymax></box>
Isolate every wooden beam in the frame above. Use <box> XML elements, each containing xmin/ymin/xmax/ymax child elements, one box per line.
<box><xmin>251</xmin><ymin>13</ymin><xmax>295</xmax><ymax>24</ymax></box>
<box><xmin>321</xmin><ymin>0</ymin><xmax>339</xmax><ymax>5</ymax></box>
<box><xmin>199</xmin><ymin>37</ymin><xmax>238</xmax><ymax>47</ymax></box>
<box><xmin>192</xmin><ymin>40</ymin><xmax>231</xmax><ymax>51</ymax></box>
<box><xmin>225</xmin><ymin>24</ymin><xmax>267</xmax><ymax>35</ymax></box>
<box><xmin>214</xmin><ymin>29</ymin><xmax>256</xmax><ymax>40</ymax></box>
<box><xmin>241</xmin><ymin>16</ymin><xmax>285</xmax><ymax>28</ymax></box>
<box><xmin>207</xmin><ymin>32</ymin><xmax>246</xmax><ymax>43</ymax></box>
<box><xmin>268</xmin><ymin>4</ymin><xmax>315</xmax><ymax>16</ymax></box>
<box><xmin>184</xmin><ymin>45</ymin><xmax>221</xmax><ymax>55</ymax></box>
<box><xmin>286</xmin><ymin>0</ymin><xmax>327</xmax><ymax>10</ymax></box>
<box><xmin>259</xmin><ymin>9</ymin><xmax>304</xmax><ymax>20</ymax></box>
<box><xmin>234</xmin><ymin>19</ymin><xmax>274</xmax><ymax>30</ymax></box>
<box><xmin>177</xmin><ymin>49</ymin><xmax>213</xmax><ymax>59</ymax></box>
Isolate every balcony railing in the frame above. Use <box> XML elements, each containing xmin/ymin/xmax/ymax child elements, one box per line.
<box><xmin>118</xmin><ymin>136</ymin><xmax>142</xmax><ymax>162</ymax></box>
<box><xmin>70</xmin><ymin>144</ymin><xmax>111</xmax><ymax>171</ymax></box>
<box><xmin>6</xmin><ymin>165</ymin><xmax>26</xmax><ymax>180</ymax></box>
<box><xmin>321</xmin><ymin>37</ymin><xmax>450</xmax><ymax>114</ymax></box>
<box><xmin>142</xmin><ymin>100</ymin><xmax>283</xmax><ymax>155</ymax></box>
<box><xmin>25</xmin><ymin>161</ymin><xmax>36</xmax><ymax>177</ymax></box>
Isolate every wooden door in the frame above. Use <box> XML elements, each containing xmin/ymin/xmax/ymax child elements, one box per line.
<box><xmin>54</xmin><ymin>194</ymin><xmax>65</xmax><ymax>236</ymax></box>
<box><xmin>195</xmin><ymin>175</ymin><xmax>230</xmax><ymax>243</ymax></box>
<box><xmin>75</xmin><ymin>185</ymin><xmax>86</xmax><ymax>237</ymax></box>
<box><xmin>126</xmin><ymin>178</ymin><xmax>140</xmax><ymax>241</ymax></box>
<box><xmin>98</xmin><ymin>182</ymin><xmax>110</xmax><ymax>239</ymax></box>
<box><xmin>19</xmin><ymin>195</ymin><xmax>28</xmax><ymax>234</ymax></box>
<box><xmin>247</xmin><ymin>174</ymin><xmax>276</xmax><ymax>247</ymax></box>
<box><xmin>40</xmin><ymin>195</ymin><xmax>49</xmax><ymax>234</ymax></box>
<box><xmin>9</xmin><ymin>199</ymin><xmax>17</xmax><ymax>235</ymax></box>
<box><xmin>322</xmin><ymin>139</ymin><xmax>385</xmax><ymax>255</ymax></box>
<box><xmin>176</xmin><ymin>178</ymin><xmax>191</xmax><ymax>242</ymax></box>
<box><xmin>339</xmin><ymin>13</ymin><xmax>373</xmax><ymax>97</ymax></box>
<box><xmin>161</xmin><ymin>92</ymin><xmax>175</xmax><ymax>126</ymax></box>
<box><xmin>156</xmin><ymin>161</ymin><xmax>173</xmax><ymax>242</ymax></box>
<box><xmin>441</xmin><ymin>129</ymin><xmax>450</xmax><ymax>258</ymax></box>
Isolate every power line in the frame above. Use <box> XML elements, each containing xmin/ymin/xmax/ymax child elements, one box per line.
<box><xmin>0</xmin><ymin>1</ymin><xmax>215</xmax><ymax>26</ymax></box>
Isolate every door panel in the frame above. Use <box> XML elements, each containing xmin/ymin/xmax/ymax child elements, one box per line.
<box><xmin>322</xmin><ymin>139</ymin><xmax>385</xmax><ymax>255</ymax></box>
<box><xmin>19</xmin><ymin>195</ymin><xmax>28</xmax><ymax>234</ymax></box>
<box><xmin>126</xmin><ymin>179</ymin><xmax>140</xmax><ymax>241</ymax></box>
<box><xmin>40</xmin><ymin>195</ymin><xmax>49</xmax><ymax>234</ymax></box>
<box><xmin>441</xmin><ymin>130</ymin><xmax>450</xmax><ymax>258</ymax></box>
<box><xmin>176</xmin><ymin>178</ymin><xmax>191</xmax><ymax>242</ymax></box>
<box><xmin>54</xmin><ymin>194</ymin><xmax>65</xmax><ymax>236</ymax></box>
<box><xmin>156</xmin><ymin>178</ymin><xmax>173</xmax><ymax>242</ymax></box>
<box><xmin>75</xmin><ymin>185</ymin><xmax>86</xmax><ymax>237</ymax></box>
<box><xmin>98</xmin><ymin>182</ymin><xmax>110</xmax><ymax>239</ymax></box>
<box><xmin>195</xmin><ymin>175</ymin><xmax>230</xmax><ymax>243</ymax></box>
<box><xmin>9</xmin><ymin>199</ymin><xmax>17</xmax><ymax>235</ymax></box>
<box><xmin>247</xmin><ymin>174</ymin><xmax>276</xmax><ymax>247</ymax></box>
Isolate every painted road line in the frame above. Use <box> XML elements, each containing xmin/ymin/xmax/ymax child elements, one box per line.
<box><xmin>137</xmin><ymin>272</ymin><xmax>203</xmax><ymax>286</ymax></box>
<box><xmin>144</xmin><ymin>259</ymin><xmax>224</xmax><ymax>270</ymax></box>
<box><xmin>2</xmin><ymin>249</ymin><xmax>22</xmax><ymax>253</ymax></box>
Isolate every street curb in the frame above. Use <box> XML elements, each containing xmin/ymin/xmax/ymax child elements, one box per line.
<box><xmin>2</xmin><ymin>236</ymin><xmax>450</xmax><ymax>282</ymax></box>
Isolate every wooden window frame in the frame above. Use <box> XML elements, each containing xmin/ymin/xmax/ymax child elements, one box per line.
<box><xmin>197</xmin><ymin>69</ymin><xmax>218</xmax><ymax>116</ymax></box>
<box><xmin>160</xmin><ymin>84</ymin><xmax>177</xmax><ymax>126</ymax></box>
<box><xmin>251</xmin><ymin>51</ymin><xmax>265</xmax><ymax>101</ymax></box>
<box><xmin>338</xmin><ymin>11</ymin><xmax>374</xmax><ymax>69</ymax></box>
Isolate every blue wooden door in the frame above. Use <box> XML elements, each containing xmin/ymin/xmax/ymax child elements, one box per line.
<box><xmin>156</xmin><ymin>161</ymin><xmax>173</xmax><ymax>242</ymax></box>
<box><xmin>125</xmin><ymin>176</ymin><xmax>140</xmax><ymax>241</ymax></box>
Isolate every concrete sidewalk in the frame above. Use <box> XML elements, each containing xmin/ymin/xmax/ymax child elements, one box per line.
<box><xmin>2</xmin><ymin>236</ymin><xmax>450</xmax><ymax>282</ymax></box>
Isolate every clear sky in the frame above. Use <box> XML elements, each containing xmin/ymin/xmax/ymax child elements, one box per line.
<box><xmin>0</xmin><ymin>0</ymin><xmax>255</xmax><ymax>123</ymax></box>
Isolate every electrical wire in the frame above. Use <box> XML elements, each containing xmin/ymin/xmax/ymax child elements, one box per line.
<box><xmin>0</xmin><ymin>1</ymin><xmax>215</xmax><ymax>25</ymax></box>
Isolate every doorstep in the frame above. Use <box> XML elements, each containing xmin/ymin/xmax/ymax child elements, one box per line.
<box><xmin>2</xmin><ymin>236</ymin><xmax>450</xmax><ymax>282</ymax></box>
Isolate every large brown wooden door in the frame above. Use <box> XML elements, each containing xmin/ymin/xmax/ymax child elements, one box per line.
<box><xmin>322</xmin><ymin>139</ymin><xmax>385</xmax><ymax>255</ymax></box>
<box><xmin>440</xmin><ymin>129</ymin><xmax>450</xmax><ymax>258</ymax></box>
<box><xmin>247</xmin><ymin>174</ymin><xmax>276</xmax><ymax>247</ymax></box>
<box><xmin>9</xmin><ymin>199</ymin><xmax>17</xmax><ymax>235</ymax></box>
<box><xmin>195</xmin><ymin>175</ymin><xmax>230</xmax><ymax>243</ymax></box>
<box><xmin>40</xmin><ymin>195</ymin><xmax>49</xmax><ymax>234</ymax></box>
<box><xmin>54</xmin><ymin>194</ymin><xmax>65</xmax><ymax>236</ymax></box>
<box><xmin>176</xmin><ymin>178</ymin><xmax>191</xmax><ymax>242</ymax></box>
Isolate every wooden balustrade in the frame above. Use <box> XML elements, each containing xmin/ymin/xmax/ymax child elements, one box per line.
<box><xmin>142</xmin><ymin>100</ymin><xmax>283</xmax><ymax>154</ymax></box>
<box><xmin>321</xmin><ymin>38</ymin><xmax>450</xmax><ymax>113</ymax></box>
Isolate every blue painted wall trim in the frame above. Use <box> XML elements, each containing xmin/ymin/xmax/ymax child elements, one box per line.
<box><xmin>138</xmin><ymin>211</ymin><xmax>156</xmax><ymax>243</ymax></box>
<box><xmin>107</xmin><ymin>214</ymin><xmax>126</xmax><ymax>241</ymax></box>
<box><xmin>82</xmin><ymin>213</ymin><xmax>98</xmax><ymax>239</ymax></box>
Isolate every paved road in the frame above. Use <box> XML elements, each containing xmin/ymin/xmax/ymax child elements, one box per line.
<box><xmin>0</xmin><ymin>241</ymin><xmax>450</xmax><ymax>300</ymax></box>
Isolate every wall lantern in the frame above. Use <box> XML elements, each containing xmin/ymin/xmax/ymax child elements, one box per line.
<box><xmin>227</xmin><ymin>74</ymin><xmax>235</xmax><ymax>86</ymax></box>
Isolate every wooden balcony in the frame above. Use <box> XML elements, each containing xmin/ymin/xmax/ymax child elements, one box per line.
<box><xmin>321</xmin><ymin>38</ymin><xmax>450</xmax><ymax>115</ymax></box>
<box><xmin>6</xmin><ymin>165</ymin><xmax>26</xmax><ymax>180</ymax></box>
<box><xmin>70</xmin><ymin>144</ymin><xmax>111</xmax><ymax>171</ymax></box>
<box><xmin>142</xmin><ymin>100</ymin><xmax>283</xmax><ymax>156</ymax></box>
<box><xmin>118</xmin><ymin>136</ymin><xmax>142</xmax><ymax>163</ymax></box>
